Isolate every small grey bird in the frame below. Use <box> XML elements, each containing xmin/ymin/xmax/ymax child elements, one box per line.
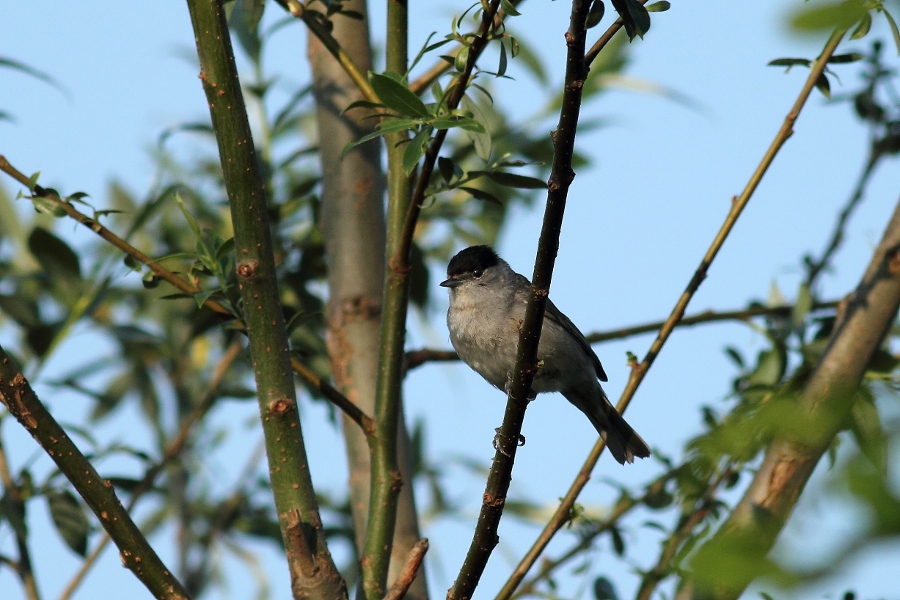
<box><xmin>441</xmin><ymin>245</ymin><xmax>650</xmax><ymax>464</ymax></box>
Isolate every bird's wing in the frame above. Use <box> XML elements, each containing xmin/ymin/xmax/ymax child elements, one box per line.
<box><xmin>514</xmin><ymin>274</ymin><xmax>608</xmax><ymax>382</ymax></box>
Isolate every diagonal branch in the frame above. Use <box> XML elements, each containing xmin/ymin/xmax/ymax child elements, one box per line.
<box><xmin>678</xmin><ymin>192</ymin><xmax>900</xmax><ymax>599</ymax></box>
<box><xmin>496</xmin><ymin>28</ymin><xmax>848</xmax><ymax>600</ymax></box>
<box><xmin>0</xmin><ymin>155</ymin><xmax>369</xmax><ymax>434</ymax></box>
<box><xmin>448</xmin><ymin>0</ymin><xmax>594</xmax><ymax>597</ymax></box>
<box><xmin>0</xmin><ymin>347</ymin><xmax>190</xmax><ymax>599</ymax></box>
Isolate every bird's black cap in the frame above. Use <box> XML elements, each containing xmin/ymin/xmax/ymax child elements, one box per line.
<box><xmin>446</xmin><ymin>245</ymin><xmax>500</xmax><ymax>278</ymax></box>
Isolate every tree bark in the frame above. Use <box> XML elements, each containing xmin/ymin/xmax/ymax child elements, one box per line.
<box><xmin>307</xmin><ymin>3</ymin><xmax>428</xmax><ymax>598</ymax></box>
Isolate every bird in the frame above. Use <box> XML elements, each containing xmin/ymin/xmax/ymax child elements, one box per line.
<box><xmin>440</xmin><ymin>245</ymin><xmax>650</xmax><ymax>464</ymax></box>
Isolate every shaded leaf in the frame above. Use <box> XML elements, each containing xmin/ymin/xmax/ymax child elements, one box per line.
<box><xmin>47</xmin><ymin>490</ymin><xmax>90</xmax><ymax>556</ymax></box>
<box><xmin>587</xmin><ymin>0</ymin><xmax>606</xmax><ymax>29</ymax></box>
<box><xmin>594</xmin><ymin>576</ymin><xmax>619</xmax><ymax>600</ymax></box>
<box><xmin>790</xmin><ymin>0</ymin><xmax>869</xmax><ymax>32</ymax></box>
<box><xmin>646</xmin><ymin>1</ymin><xmax>670</xmax><ymax>12</ymax></box>
<box><xmin>485</xmin><ymin>171</ymin><xmax>547</xmax><ymax>189</ymax></box>
<box><xmin>815</xmin><ymin>72</ymin><xmax>832</xmax><ymax>98</ymax></box>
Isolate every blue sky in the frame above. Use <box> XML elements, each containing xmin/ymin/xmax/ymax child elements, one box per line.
<box><xmin>2</xmin><ymin>1</ymin><xmax>900</xmax><ymax>599</ymax></box>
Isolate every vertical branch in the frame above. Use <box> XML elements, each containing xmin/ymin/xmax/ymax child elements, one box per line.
<box><xmin>306</xmin><ymin>0</ymin><xmax>427</xmax><ymax>596</ymax></box>
<box><xmin>0</xmin><ymin>347</ymin><xmax>189</xmax><ymax>599</ymax></box>
<box><xmin>498</xmin><ymin>28</ymin><xmax>848</xmax><ymax>598</ymax></box>
<box><xmin>448</xmin><ymin>0</ymin><xmax>594</xmax><ymax>598</ymax></box>
<box><xmin>183</xmin><ymin>1</ymin><xmax>346</xmax><ymax>598</ymax></box>
<box><xmin>360</xmin><ymin>0</ymin><xmax>411</xmax><ymax>598</ymax></box>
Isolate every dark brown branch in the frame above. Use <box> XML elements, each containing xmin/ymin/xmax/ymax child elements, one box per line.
<box><xmin>0</xmin><ymin>347</ymin><xmax>190</xmax><ymax>599</ymax></box>
<box><xmin>497</xmin><ymin>29</ymin><xmax>848</xmax><ymax>600</ymax></box>
<box><xmin>383</xmin><ymin>539</ymin><xmax>429</xmax><ymax>600</ymax></box>
<box><xmin>447</xmin><ymin>0</ymin><xmax>593</xmax><ymax>598</ymax></box>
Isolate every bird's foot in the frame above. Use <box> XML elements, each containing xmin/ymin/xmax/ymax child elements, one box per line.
<box><xmin>493</xmin><ymin>427</ymin><xmax>526</xmax><ymax>456</ymax></box>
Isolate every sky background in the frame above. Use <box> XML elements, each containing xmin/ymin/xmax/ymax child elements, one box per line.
<box><xmin>2</xmin><ymin>1</ymin><xmax>900</xmax><ymax>599</ymax></box>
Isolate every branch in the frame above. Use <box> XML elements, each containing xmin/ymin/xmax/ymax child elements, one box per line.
<box><xmin>0</xmin><ymin>154</ymin><xmax>368</xmax><ymax>438</ymax></box>
<box><xmin>509</xmin><ymin>473</ymin><xmax>673</xmax><ymax>599</ymax></box>
<box><xmin>184</xmin><ymin>1</ymin><xmax>346</xmax><ymax>597</ymax></box>
<box><xmin>403</xmin><ymin>300</ymin><xmax>841</xmax><ymax>372</ymax></box>
<box><xmin>677</xmin><ymin>207</ymin><xmax>900</xmax><ymax>596</ymax></box>
<box><xmin>383</xmin><ymin>539</ymin><xmax>429</xmax><ymax>600</ymax></box>
<box><xmin>805</xmin><ymin>149</ymin><xmax>882</xmax><ymax>291</ymax></box>
<box><xmin>275</xmin><ymin>0</ymin><xmax>378</xmax><ymax>104</ymax></box>
<box><xmin>496</xmin><ymin>29</ymin><xmax>848</xmax><ymax>599</ymax></box>
<box><xmin>448</xmin><ymin>1</ymin><xmax>593</xmax><ymax>598</ymax></box>
<box><xmin>0</xmin><ymin>347</ymin><xmax>190</xmax><ymax>599</ymax></box>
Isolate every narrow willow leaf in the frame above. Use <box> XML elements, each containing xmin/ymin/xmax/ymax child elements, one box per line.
<box><xmin>403</xmin><ymin>128</ymin><xmax>431</xmax><ymax>174</ymax></box>
<box><xmin>500</xmin><ymin>0</ymin><xmax>521</xmax><ymax>16</ymax></box>
<box><xmin>47</xmin><ymin>490</ymin><xmax>90</xmax><ymax>557</ymax></box>
<box><xmin>587</xmin><ymin>0</ymin><xmax>605</xmax><ymax>28</ymax></box>
<box><xmin>498</xmin><ymin>40</ymin><xmax>508</xmax><ymax>77</ymax></box>
<box><xmin>646</xmin><ymin>1</ymin><xmax>670</xmax><ymax>12</ymax></box>
<box><xmin>815</xmin><ymin>72</ymin><xmax>832</xmax><ymax>98</ymax></box>
<box><xmin>369</xmin><ymin>72</ymin><xmax>429</xmax><ymax>118</ymax></box>
<box><xmin>486</xmin><ymin>171</ymin><xmax>547</xmax><ymax>189</ymax></box>
<box><xmin>884</xmin><ymin>9</ymin><xmax>900</xmax><ymax>55</ymax></box>
<box><xmin>828</xmin><ymin>53</ymin><xmax>864</xmax><ymax>63</ymax></box>
<box><xmin>460</xmin><ymin>186</ymin><xmax>502</xmax><ymax>205</ymax></box>
<box><xmin>28</xmin><ymin>227</ymin><xmax>81</xmax><ymax>279</ymax></box>
<box><xmin>791</xmin><ymin>283</ymin><xmax>813</xmax><ymax>327</ymax></box>
<box><xmin>850</xmin><ymin>12</ymin><xmax>872</xmax><ymax>40</ymax></box>
<box><xmin>767</xmin><ymin>57</ymin><xmax>812</xmax><ymax>69</ymax></box>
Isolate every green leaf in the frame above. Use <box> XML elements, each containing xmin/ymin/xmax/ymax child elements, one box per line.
<box><xmin>747</xmin><ymin>347</ymin><xmax>786</xmax><ymax>389</ymax></box>
<box><xmin>28</xmin><ymin>227</ymin><xmax>81</xmax><ymax>280</ymax></box>
<box><xmin>609</xmin><ymin>526</ymin><xmax>626</xmax><ymax>556</ymax></box>
<box><xmin>848</xmin><ymin>389</ymin><xmax>886</xmax><ymax>470</ymax></box>
<box><xmin>438</xmin><ymin>157</ymin><xmax>456</xmax><ymax>183</ymax></box>
<box><xmin>47</xmin><ymin>490</ymin><xmax>90</xmax><ymax>557</ymax></box>
<box><xmin>593</xmin><ymin>576</ymin><xmax>619</xmax><ymax>600</ymax></box>
<box><xmin>790</xmin><ymin>0</ymin><xmax>868</xmax><ymax>32</ymax></box>
<box><xmin>369</xmin><ymin>72</ymin><xmax>429</xmax><ymax>118</ymax></box>
<box><xmin>460</xmin><ymin>186</ymin><xmax>502</xmax><ymax>205</ymax></box>
<box><xmin>27</xmin><ymin>171</ymin><xmax>41</xmax><ymax>191</ymax></box>
<box><xmin>615</xmin><ymin>0</ymin><xmax>651</xmax><ymax>40</ymax></box>
<box><xmin>343</xmin><ymin>100</ymin><xmax>384</xmax><ymax>114</ymax></box>
<box><xmin>828</xmin><ymin>52</ymin><xmax>864</xmax><ymax>63</ymax></box>
<box><xmin>454</xmin><ymin>45</ymin><xmax>470</xmax><ymax>72</ymax></box>
<box><xmin>850</xmin><ymin>12</ymin><xmax>872</xmax><ymax>39</ymax></box>
<box><xmin>791</xmin><ymin>283</ymin><xmax>813</xmax><ymax>327</ymax></box>
<box><xmin>767</xmin><ymin>57</ymin><xmax>812</xmax><ymax>69</ymax></box>
<box><xmin>0</xmin><ymin>57</ymin><xmax>68</xmax><ymax>98</ymax></box>
<box><xmin>403</xmin><ymin>128</ymin><xmax>431</xmax><ymax>174</ymax></box>
<box><xmin>587</xmin><ymin>0</ymin><xmax>605</xmax><ymax>29</ymax></box>
<box><xmin>815</xmin><ymin>72</ymin><xmax>832</xmax><ymax>98</ymax></box>
<box><xmin>884</xmin><ymin>9</ymin><xmax>900</xmax><ymax>55</ymax></box>
<box><xmin>646</xmin><ymin>1</ymin><xmax>670</xmax><ymax>12</ymax></box>
<box><xmin>500</xmin><ymin>0</ymin><xmax>521</xmax><ymax>17</ymax></box>
<box><xmin>461</xmin><ymin>95</ymin><xmax>492</xmax><ymax>161</ymax></box>
<box><xmin>486</xmin><ymin>171</ymin><xmax>547</xmax><ymax>189</ymax></box>
<box><xmin>497</xmin><ymin>40</ymin><xmax>508</xmax><ymax>78</ymax></box>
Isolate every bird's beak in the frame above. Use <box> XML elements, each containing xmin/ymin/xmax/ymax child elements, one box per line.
<box><xmin>440</xmin><ymin>278</ymin><xmax>461</xmax><ymax>288</ymax></box>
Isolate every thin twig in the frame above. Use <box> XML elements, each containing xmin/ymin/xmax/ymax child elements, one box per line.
<box><xmin>448</xmin><ymin>0</ymin><xmax>594</xmax><ymax>597</ymax></box>
<box><xmin>383</xmin><ymin>538</ymin><xmax>429</xmax><ymax>600</ymax></box>
<box><xmin>495</xmin><ymin>29</ymin><xmax>848</xmax><ymax>600</ymax></box>
<box><xmin>0</xmin><ymin>155</ymin><xmax>367</xmax><ymax>434</ymax></box>
<box><xmin>805</xmin><ymin>150</ymin><xmax>882</xmax><ymax>290</ymax></box>
<box><xmin>403</xmin><ymin>300</ymin><xmax>841</xmax><ymax>372</ymax></box>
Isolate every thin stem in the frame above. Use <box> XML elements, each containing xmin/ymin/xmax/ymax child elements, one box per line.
<box><xmin>277</xmin><ymin>0</ymin><xmax>379</xmax><ymax>104</ymax></box>
<box><xmin>359</xmin><ymin>0</ymin><xmax>411</xmax><ymax>596</ymax></box>
<box><xmin>496</xmin><ymin>29</ymin><xmax>847</xmax><ymax>599</ymax></box>
<box><xmin>403</xmin><ymin>300</ymin><xmax>841</xmax><ymax>372</ymax></box>
<box><xmin>383</xmin><ymin>538</ymin><xmax>429</xmax><ymax>600</ymax></box>
<box><xmin>805</xmin><ymin>149</ymin><xmax>882</xmax><ymax>291</ymax></box>
<box><xmin>448</xmin><ymin>0</ymin><xmax>593</xmax><ymax>597</ymax></box>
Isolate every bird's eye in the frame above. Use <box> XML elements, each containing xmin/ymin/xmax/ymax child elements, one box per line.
<box><xmin>473</xmin><ymin>268</ymin><xmax>484</xmax><ymax>278</ymax></box>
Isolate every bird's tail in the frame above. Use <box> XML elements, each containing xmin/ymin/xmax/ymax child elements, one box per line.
<box><xmin>565</xmin><ymin>389</ymin><xmax>651</xmax><ymax>465</ymax></box>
